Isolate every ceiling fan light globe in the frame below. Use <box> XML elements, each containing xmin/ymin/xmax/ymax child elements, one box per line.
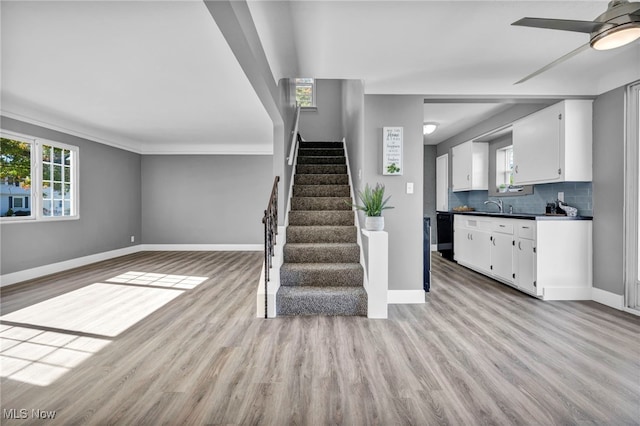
<box><xmin>591</xmin><ymin>24</ymin><xmax>640</xmax><ymax>50</ymax></box>
<box><xmin>423</xmin><ymin>123</ymin><xmax>438</xmax><ymax>135</ymax></box>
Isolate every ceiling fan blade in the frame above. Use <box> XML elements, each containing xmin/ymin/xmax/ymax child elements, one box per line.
<box><xmin>514</xmin><ymin>43</ymin><xmax>591</xmax><ymax>85</ymax></box>
<box><xmin>512</xmin><ymin>17</ymin><xmax>605</xmax><ymax>33</ymax></box>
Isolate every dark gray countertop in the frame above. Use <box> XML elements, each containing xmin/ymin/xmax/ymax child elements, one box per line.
<box><xmin>437</xmin><ymin>210</ymin><xmax>593</xmax><ymax>221</ymax></box>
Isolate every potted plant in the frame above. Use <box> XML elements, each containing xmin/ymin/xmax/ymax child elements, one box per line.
<box><xmin>351</xmin><ymin>183</ymin><xmax>394</xmax><ymax>231</ymax></box>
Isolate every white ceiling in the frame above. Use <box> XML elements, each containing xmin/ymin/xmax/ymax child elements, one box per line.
<box><xmin>2</xmin><ymin>1</ymin><xmax>640</xmax><ymax>153</ymax></box>
<box><xmin>423</xmin><ymin>103</ymin><xmax>514</xmax><ymax>145</ymax></box>
<box><xmin>1</xmin><ymin>1</ymin><xmax>273</xmax><ymax>154</ymax></box>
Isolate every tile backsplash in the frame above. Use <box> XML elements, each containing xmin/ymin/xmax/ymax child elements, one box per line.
<box><xmin>448</xmin><ymin>182</ymin><xmax>592</xmax><ymax>216</ymax></box>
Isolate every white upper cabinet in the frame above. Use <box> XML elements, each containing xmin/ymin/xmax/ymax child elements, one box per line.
<box><xmin>451</xmin><ymin>141</ymin><xmax>488</xmax><ymax>192</ymax></box>
<box><xmin>512</xmin><ymin>100</ymin><xmax>592</xmax><ymax>185</ymax></box>
<box><xmin>436</xmin><ymin>154</ymin><xmax>449</xmax><ymax>211</ymax></box>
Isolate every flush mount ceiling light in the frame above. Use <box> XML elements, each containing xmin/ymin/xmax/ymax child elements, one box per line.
<box><xmin>423</xmin><ymin>122</ymin><xmax>438</xmax><ymax>135</ymax></box>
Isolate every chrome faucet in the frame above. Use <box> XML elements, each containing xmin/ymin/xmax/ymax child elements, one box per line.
<box><xmin>484</xmin><ymin>199</ymin><xmax>503</xmax><ymax>213</ymax></box>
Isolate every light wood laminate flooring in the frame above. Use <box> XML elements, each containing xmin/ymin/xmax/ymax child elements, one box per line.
<box><xmin>1</xmin><ymin>251</ymin><xmax>639</xmax><ymax>425</ymax></box>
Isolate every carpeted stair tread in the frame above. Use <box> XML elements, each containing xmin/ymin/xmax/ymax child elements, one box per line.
<box><xmin>298</xmin><ymin>148</ymin><xmax>345</xmax><ymax>157</ymax></box>
<box><xmin>276</xmin><ymin>286</ymin><xmax>367</xmax><ymax>316</ymax></box>
<box><xmin>288</xmin><ymin>210</ymin><xmax>354</xmax><ymax>226</ymax></box>
<box><xmin>280</xmin><ymin>263</ymin><xmax>364</xmax><ymax>287</ymax></box>
<box><xmin>292</xmin><ymin>197</ymin><xmax>352</xmax><ymax>211</ymax></box>
<box><xmin>297</xmin><ymin>156</ymin><xmax>347</xmax><ymax>165</ymax></box>
<box><xmin>294</xmin><ymin>174</ymin><xmax>349</xmax><ymax>185</ymax></box>
<box><xmin>284</xmin><ymin>243</ymin><xmax>360</xmax><ymax>263</ymax></box>
<box><xmin>287</xmin><ymin>225</ymin><xmax>357</xmax><ymax>243</ymax></box>
<box><xmin>296</xmin><ymin>164</ymin><xmax>347</xmax><ymax>175</ymax></box>
<box><xmin>293</xmin><ymin>185</ymin><xmax>350</xmax><ymax>197</ymax></box>
<box><xmin>277</xmin><ymin>140</ymin><xmax>366</xmax><ymax>316</ymax></box>
<box><xmin>299</xmin><ymin>141</ymin><xmax>344</xmax><ymax>149</ymax></box>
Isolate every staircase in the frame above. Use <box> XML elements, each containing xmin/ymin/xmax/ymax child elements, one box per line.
<box><xmin>277</xmin><ymin>141</ymin><xmax>367</xmax><ymax>316</ymax></box>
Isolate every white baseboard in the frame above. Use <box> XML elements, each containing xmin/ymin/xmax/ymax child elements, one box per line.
<box><xmin>140</xmin><ymin>244</ymin><xmax>262</xmax><ymax>251</ymax></box>
<box><xmin>0</xmin><ymin>245</ymin><xmax>140</xmax><ymax>287</ymax></box>
<box><xmin>592</xmin><ymin>287</ymin><xmax>624</xmax><ymax>310</ymax></box>
<box><xmin>542</xmin><ymin>287</ymin><xmax>592</xmax><ymax>301</ymax></box>
<box><xmin>1</xmin><ymin>243</ymin><xmax>263</xmax><ymax>288</ymax></box>
<box><xmin>388</xmin><ymin>290</ymin><xmax>425</xmax><ymax>304</ymax></box>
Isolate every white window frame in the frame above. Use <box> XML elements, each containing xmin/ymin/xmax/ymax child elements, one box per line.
<box><xmin>1</xmin><ymin>130</ymin><xmax>79</xmax><ymax>223</ymax></box>
<box><xmin>295</xmin><ymin>78</ymin><xmax>316</xmax><ymax>109</ymax></box>
<box><xmin>496</xmin><ymin>145</ymin><xmax>514</xmax><ymax>189</ymax></box>
<box><xmin>624</xmin><ymin>81</ymin><xmax>640</xmax><ymax>313</ymax></box>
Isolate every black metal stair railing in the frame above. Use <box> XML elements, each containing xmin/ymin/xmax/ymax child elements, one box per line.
<box><xmin>262</xmin><ymin>176</ymin><xmax>279</xmax><ymax>318</ymax></box>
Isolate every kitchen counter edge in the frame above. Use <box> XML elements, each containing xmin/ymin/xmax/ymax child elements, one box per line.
<box><xmin>437</xmin><ymin>211</ymin><xmax>593</xmax><ymax>221</ymax></box>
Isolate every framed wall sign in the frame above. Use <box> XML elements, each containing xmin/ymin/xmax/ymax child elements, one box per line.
<box><xmin>382</xmin><ymin>126</ymin><xmax>403</xmax><ymax>175</ymax></box>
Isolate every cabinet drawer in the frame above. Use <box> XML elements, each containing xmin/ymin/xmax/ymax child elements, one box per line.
<box><xmin>493</xmin><ymin>222</ymin><xmax>514</xmax><ymax>235</ymax></box>
<box><xmin>517</xmin><ymin>223</ymin><xmax>535</xmax><ymax>239</ymax></box>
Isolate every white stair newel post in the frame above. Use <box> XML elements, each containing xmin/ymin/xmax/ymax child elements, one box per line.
<box><xmin>361</xmin><ymin>229</ymin><xmax>388</xmax><ymax>318</ymax></box>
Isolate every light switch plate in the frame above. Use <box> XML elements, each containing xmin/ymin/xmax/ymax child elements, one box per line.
<box><xmin>406</xmin><ymin>182</ymin><xmax>414</xmax><ymax>194</ymax></box>
<box><xmin>558</xmin><ymin>192</ymin><xmax>564</xmax><ymax>202</ymax></box>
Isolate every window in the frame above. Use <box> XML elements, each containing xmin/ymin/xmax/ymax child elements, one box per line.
<box><xmin>295</xmin><ymin>78</ymin><xmax>316</xmax><ymax>108</ymax></box>
<box><xmin>496</xmin><ymin>145</ymin><xmax>514</xmax><ymax>192</ymax></box>
<box><xmin>1</xmin><ymin>131</ymin><xmax>78</xmax><ymax>221</ymax></box>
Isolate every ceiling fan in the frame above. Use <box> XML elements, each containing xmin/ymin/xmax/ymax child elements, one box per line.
<box><xmin>512</xmin><ymin>0</ymin><xmax>640</xmax><ymax>84</ymax></box>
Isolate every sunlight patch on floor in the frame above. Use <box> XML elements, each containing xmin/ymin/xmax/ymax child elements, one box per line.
<box><xmin>106</xmin><ymin>271</ymin><xmax>208</xmax><ymax>289</ymax></box>
<box><xmin>0</xmin><ymin>326</ymin><xmax>110</xmax><ymax>386</ymax></box>
<box><xmin>0</xmin><ymin>272</ymin><xmax>208</xmax><ymax>386</ymax></box>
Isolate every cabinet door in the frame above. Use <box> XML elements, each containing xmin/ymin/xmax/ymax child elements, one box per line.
<box><xmin>468</xmin><ymin>229</ymin><xmax>491</xmax><ymax>274</ymax></box>
<box><xmin>453</xmin><ymin>225</ymin><xmax>468</xmax><ymax>263</ymax></box>
<box><xmin>516</xmin><ymin>238</ymin><xmax>539</xmax><ymax>295</ymax></box>
<box><xmin>451</xmin><ymin>142</ymin><xmax>471</xmax><ymax>192</ymax></box>
<box><xmin>513</xmin><ymin>103</ymin><xmax>562</xmax><ymax>185</ymax></box>
<box><xmin>491</xmin><ymin>233</ymin><xmax>514</xmax><ymax>284</ymax></box>
<box><xmin>436</xmin><ymin>154</ymin><xmax>449</xmax><ymax>211</ymax></box>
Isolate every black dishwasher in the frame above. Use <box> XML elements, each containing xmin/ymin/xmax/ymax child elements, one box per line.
<box><xmin>423</xmin><ymin>217</ymin><xmax>431</xmax><ymax>292</ymax></box>
<box><xmin>436</xmin><ymin>212</ymin><xmax>454</xmax><ymax>261</ymax></box>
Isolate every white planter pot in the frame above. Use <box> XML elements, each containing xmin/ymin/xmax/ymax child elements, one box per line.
<box><xmin>365</xmin><ymin>216</ymin><xmax>385</xmax><ymax>231</ymax></box>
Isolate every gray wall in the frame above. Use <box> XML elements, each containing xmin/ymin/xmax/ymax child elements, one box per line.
<box><xmin>364</xmin><ymin>95</ymin><xmax>424</xmax><ymax>291</ymax></box>
<box><xmin>592</xmin><ymin>86</ymin><xmax>625</xmax><ymax>295</ymax></box>
<box><xmin>141</xmin><ymin>155</ymin><xmax>272</xmax><ymax>244</ymax></box>
<box><xmin>423</xmin><ymin>145</ymin><xmax>436</xmax><ymax>243</ymax></box>
<box><xmin>299</xmin><ymin>79</ymin><xmax>344</xmax><ymax>141</ymax></box>
<box><xmin>341</xmin><ymin>79</ymin><xmax>365</xmax><ymax>188</ymax></box>
<box><xmin>0</xmin><ymin>116</ymin><xmax>142</xmax><ymax>275</ymax></box>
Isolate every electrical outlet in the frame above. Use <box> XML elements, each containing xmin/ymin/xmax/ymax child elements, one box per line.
<box><xmin>130</xmin><ymin>235</ymin><xmax>135</xmax><ymax>243</ymax></box>
<box><xmin>558</xmin><ymin>192</ymin><xmax>564</xmax><ymax>202</ymax></box>
<box><xmin>406</xmin><ymin>182</ymin><xmax>414</xmax><ymax>194</ymax></box>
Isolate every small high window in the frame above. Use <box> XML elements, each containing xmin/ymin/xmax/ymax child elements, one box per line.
<box><xmin>295</xmin><ymin>78</ymin><xmax>316</xmax><ymax>108</ymax></box>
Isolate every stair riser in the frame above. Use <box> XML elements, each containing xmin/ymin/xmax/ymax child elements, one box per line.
<box><xmin>294</xmin><ymin>174</ymin><xmax>349</xmax><ymax>185</ymax></box>
<box><xmin>280</xmin><ymin>266</ymin><xmax>364</xmax><ymax>287</ymax></box>
<box><xmin>277</xmin><ymin>291</ymin><xmax>367</xmax><ymax>316</ymax></box>
<box><xmin>288</xmin><ymin>211</ymin><xmax>354</xmax><ymax>226</ymax></box>
<box><xmin>296</xmin><ymin>165</ymin><xmax>347</xmax><ymax>175</ymax></box>
<box><xmin>291</xmin><ymin>197</ymin><xmax>352</xmax><ymax>211</ymax></box>
<box><xmin>293</xmin><ymin>185</ymin><xmax>350</xmax><ymax>197</ymax></box>
<box><xmin>287</xmin><ymin>226</ymin><xmax>357</xmax><ymax>243</ymax></box>
<box><xmin>284</xmin><ymin>245</ymin><xmax>360</xmax><ymax>263</ymax></box>
<box><xmin>297</xmin><ymin>156</ymin><xmax>346</xmax><ymax>165</ymax></box>
<box><xmin>298</xmin><ymin>148</ymin><xmax>345</xmax><ymax>157</ymax></box>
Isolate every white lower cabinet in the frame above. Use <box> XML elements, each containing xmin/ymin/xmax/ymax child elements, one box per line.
<box><xmin>454</xmin><ymin>215</ymin><xmax>592</xmax><ymax>300</ymax></box>
<box><xmin>491</xmin><ymin>230</ymin><xmax>514</xmax><ymax>285</ymax></box>
<box><xmin>453</xmin><ymin>217</ymin><xmax>491</xmax><ymax>274</ymax></box>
